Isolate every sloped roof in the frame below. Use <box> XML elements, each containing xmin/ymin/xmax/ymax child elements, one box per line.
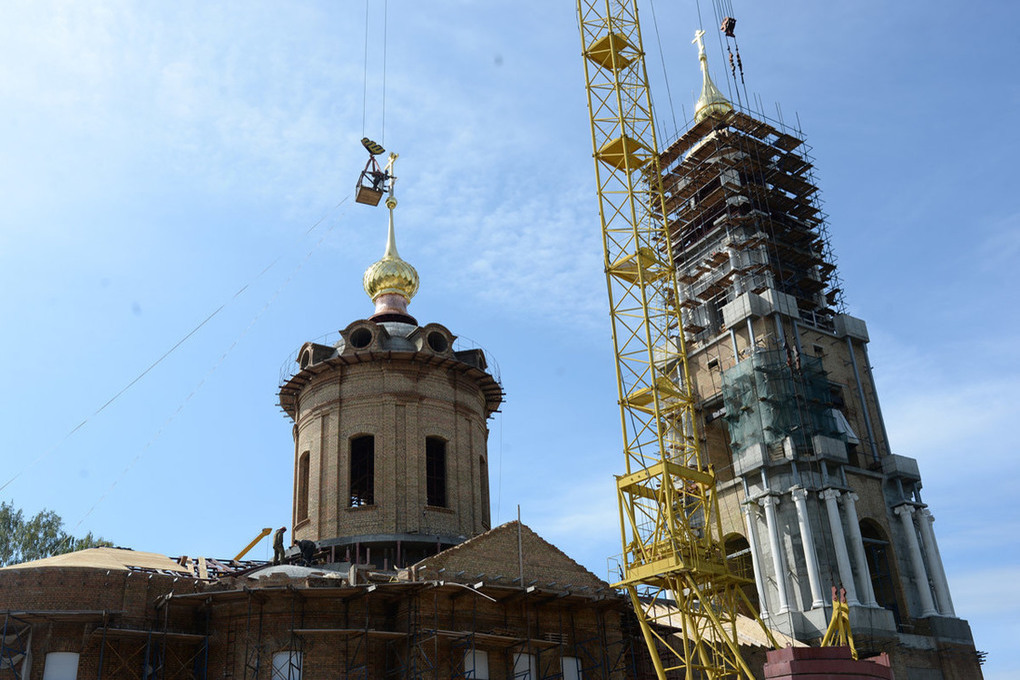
<box><xmin>412</xmin><ymin>520</ymin><xmax>608</xmax><ymax>592</ymax></box>
<box><xmin>1</xmin><ymin>547</ymin><xmax>191</xmax><ymax>574</ymax></box>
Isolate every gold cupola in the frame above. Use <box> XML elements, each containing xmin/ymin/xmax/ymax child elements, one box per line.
<box><xmin>692</xmin><ymin>29</ymin><xmax>733</xmax><ymax>123</ymax></box>
<box><xmin>363</xmin><ymin>154</ymin><xmax>419</xmax><ymax>321</ymax></box>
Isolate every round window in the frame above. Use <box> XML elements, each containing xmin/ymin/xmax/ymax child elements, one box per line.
<box><xmin>350</xmin><ymin>327</ymin><xmax>374</xmax><ymax>349</ymax></box>
<box><xmin>426</xmin><ymin>331</ymin><xmax>449</xmax><ymax>353</ymax></box>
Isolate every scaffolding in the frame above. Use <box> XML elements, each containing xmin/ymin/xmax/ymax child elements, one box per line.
<box><xmin>720</xmin><ymin>348</ymin><xmax>841</xmax><ymax>460</ymax></box>
<box><xmin>0</xmin><ymin>613</ymin><xmax>31</xmax><ymax>680</ymax></box>
<box><xmin>658</xmin><ymin>106</ymin><xmax>845</xmax><ymax>347</ymax></box>
<box><xmin>92</xmin><ymin>611</ymin><xmax>209</xmax><ymax>680</ymax></box>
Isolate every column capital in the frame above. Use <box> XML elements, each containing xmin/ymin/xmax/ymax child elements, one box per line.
<box><xmin>918</xmin><ymin>507</ymin><xmax>934</xmax><ymax>522</ymax></box>
<box><xmin>791</xmin><ymin>487</ymin><xmax>810</xmax><ymax>502</ymax></box>
<box><xmin>759</xmin><ymin>495</ymin><xmax>781</xmax><ymax>509</ymax></box>
<box><xmin>893</xmin><ymin>503</ymin><xmax>916</xmax><ymax>518</ymax></box>
<box><xmin>819</xmin><ymin>488</ymin><xmax>841</xmax><ymax>502</ymax></box>
<box><xmin>843</xmin><ymin>492</ymin><xmax>860</xmax><ymax>505</ymax></box>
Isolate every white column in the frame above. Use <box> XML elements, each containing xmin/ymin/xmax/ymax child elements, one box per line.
<box><xmin>819</xmin><ymin>489</ymin><xmax>860</xmax><ymax>606</ymax></box>
<box><xmin>741</xmin><ymin>504</ymin><xmax>770</xmax><ymax>618</ymax></box>
<box><xmin>841</xmin><ymin>492</ymin><xmax>878</xmax><ymax>607</ymax></box>
<box><xmin>790</xmin><ymin>488</ymin><xmax>826</xmax><ymax>609</ymax></box>
<box><xmin>917</xmin><ymin>508</ymin><xmax>955</xmax><ymax>616</ymax></box>
<box><xmin>894</xmin><ymin>504</ymin><xmax>938</xmax><ymax>617</ymax></box>
<box><xmin>759</xmin><ymin>495</ymin><xmax>790</xmax><ymax>614</ymax></box>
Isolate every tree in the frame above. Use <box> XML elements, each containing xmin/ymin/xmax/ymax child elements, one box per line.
<box><xmin>0</xmin><ymin>501</ymin><xmax>112</xmax><ymax>567</ymax></box>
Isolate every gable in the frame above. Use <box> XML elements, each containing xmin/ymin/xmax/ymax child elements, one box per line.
<box><xmin>413</xmin><ymin>521</ymin><xmax>608</xmax><ymax>592</ymax></box>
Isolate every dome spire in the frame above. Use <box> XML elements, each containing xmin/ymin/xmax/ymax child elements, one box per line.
<box><xmin>692</xmin><ymin>29</ymin><xmax>733</xmax><ymax>123</ymax></box>
<box><xmin>363</xmin><ymin>153</ymin><xmax>420</xmax><ymax>322</ymax></box>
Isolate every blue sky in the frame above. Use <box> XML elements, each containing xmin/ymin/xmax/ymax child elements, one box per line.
<box><xmin>1</xmin><ymin>1</ymin><xmax>1017</xmax><ymax>677</ymax></box>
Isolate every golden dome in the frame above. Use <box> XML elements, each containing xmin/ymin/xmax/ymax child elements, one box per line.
<box><xmin>693</xmin><ymin>30</ymin><xmax>733</xmax><ymax>123</ymax></box>
<box><xmin>363</xmin><ymin>196</ymin><xmax>419</xmax><ymax>304</ymax></box>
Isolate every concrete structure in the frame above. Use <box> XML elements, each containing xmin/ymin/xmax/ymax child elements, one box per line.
<box><xmin>655</xmin><ymin>42</ymin><xmax>984</xmax><ymax>679</ymax></box>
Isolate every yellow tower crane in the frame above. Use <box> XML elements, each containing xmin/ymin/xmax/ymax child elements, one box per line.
<box><xmin>576</xmin><ymin>2</ymin><xmax>776</xmax><ymax>677</ymax></box>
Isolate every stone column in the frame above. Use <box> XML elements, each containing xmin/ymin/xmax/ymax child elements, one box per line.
<box><xmin>894</xmin><ymin>504</ymin><xmax>938</xmax><ymax>617</ymax></box>
<box><xmin>819</xmin><ymin>489</ymin><xmax>860</xmax><ymax>606</ymax></box>
<box><xmin>790</xmin><ymin>488</ymin><xmax>826</xmax><ymax>609</ymax></box>
<box><xmin>841</xmin><ymin>493</ymin><xmax>878</xmax><ymax>607</ymax></box>
<box><xmin>759</xmin><ymin>495</ymin><xmax>791</xmax><ymax>614</ymax></box>
<box><xmin>917</xmin><ymin>508</ymin><xmax>955</xmax><ymax>616</ymax></box>
<box><xmin>741</xmin><ymin>504</ymin><xmax>770</xmax><ymax>618</ymax></box>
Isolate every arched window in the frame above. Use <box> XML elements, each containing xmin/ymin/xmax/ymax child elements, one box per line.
<box><xmin>426</xmin><ymin>437</ymin><xmax>447</xmax><ymax>508</ymax></box>
<box><xmin>296</xmin><ymin>451</ymin><xmax>310</xmax><ymax>521</ymax></box>
<box><xmin>724</xmin><ymin>533</ymin><xmax>759</xmax><ymax>612</ymax></box>
<box><xmin>349</xmin><ymin>435</ymin><xmax>374</xmax><ymax>507</ymax></box>
<box><xmin>860</xmin><ymin>519</ymin><xmax>900</xmax><ymax>623</ymax></box>
<box><xmin>271</xmin><ymin>651</ymin><xmax>302</xmax><ymax>680</ymax></box>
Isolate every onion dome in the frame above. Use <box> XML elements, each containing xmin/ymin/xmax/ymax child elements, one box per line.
<box><xmin>693</xmin><ymin>30</ymin><xmax>733</xmax><ymax>123</ymax></box>
<box><xmin>363</xmin><ymin>195</ymin><xmax>419</xmax><ymax>321</ymax></box>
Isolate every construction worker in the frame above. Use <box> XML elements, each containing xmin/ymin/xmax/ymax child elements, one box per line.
<box><xmin>296</xmin><ymin>539</ymin><xmax>316</xmax><ymax>566</ymax></box>
<box><xmin>272</xmin><ymin>527</ymin><xmax>287</xmax><ymax>565</ymax></box>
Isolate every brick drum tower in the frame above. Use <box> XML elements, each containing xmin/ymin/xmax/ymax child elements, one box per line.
<box><xmin>278</xmin><ymin>183</ymin><xmax>503</xmax><ymax>569</ymax></box>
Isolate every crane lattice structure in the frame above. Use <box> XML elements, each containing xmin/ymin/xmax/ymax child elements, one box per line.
<box><xmin>576</xmin><ymin>1</ymin><xmax>776</xmax><ymax>677</ymax></box>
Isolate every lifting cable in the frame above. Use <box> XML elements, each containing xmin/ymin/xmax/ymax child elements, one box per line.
<box><xmin>0</xmin><ymin>199</ymin><xmax>348</xmax><ymax>499</ymax></box>
<box><xmin>361</xmin><ymin>0</ymin><xmax>371</xmax><ymax>137</ymax></box>
<box><xmin>58</xmin><ymin>198</ymin><xmax>352</xmax><ymax>550</ymax></box>
<box><xmin>647</xmin><ymin>0</ymin><xmax>679</xmax><ymax>140</ymax></box>
<box><xmin>360</xmin><ymin>0</ymin><xmax>390</xmax><ymax>146</ymax></box>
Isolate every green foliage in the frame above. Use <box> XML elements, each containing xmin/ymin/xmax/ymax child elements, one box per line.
<box><xmin>0</xmin><ymin>501</ymin><xmax>112</xmax><ymax>567</ymax></box>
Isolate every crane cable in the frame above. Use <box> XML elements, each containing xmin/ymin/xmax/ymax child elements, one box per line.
<box><xmin>361</xmin><ymin>0</ymin><xmax>370</xmax><ymax>137</ymax></box>
<box><xmin>647</xmin><ymin>0</ymin><xmax>679</xmax><ymax>141</ymax></box>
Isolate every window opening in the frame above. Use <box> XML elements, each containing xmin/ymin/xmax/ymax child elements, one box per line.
<box><xmin>297</xmin><ymin>452</ymin><xmax>310</xmax><ymax>521</ymax></box>
<box><xmin>426</xmin><ymin>437</ymin><xmax>447</xmax><ymax>508</ymax></box>
<box><xmin>463</xmin><ymin>650</ymin><xmax>490</xmax><ymax>679</ymax></box>
<box><xmin>350</xmin><ymin>435</ymin><xmax>375</xmax><ymax>507</ymax></box>
<box><xmin>562</xmin><ymin>656</ymin><xmax>583</xmax><ymax>680</ymax></box>
<box><xmin>271</xmin><ymin>651</ymin><xmax>302</xmax><ymax>680</ymax></box>
<box><xmin>43</xmin><ymin>653</ymin><xmax>79</xmax><ymax>680</ymax></box>
<box><xmin>861</xmin><ymin>520</ymin><xmax>901</xmax><ymax>624</ymax></box>
<box><xmin>480</xmin><ymin>456</ymin><xmax>490</xmax><ymax>528</ymax></box>
<box><xmin>513</xmin><ymin>653</ymin><xmax>537</xmax><ymax>679</ymax></box>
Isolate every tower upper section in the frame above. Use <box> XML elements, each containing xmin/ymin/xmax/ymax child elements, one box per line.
<box><xmin>693</xmin><ymin>29</ymin><xmax>733</xmax><ymax>123</ymax></box>
<box><xmin>659</xmin><ymin>108</ymin><xmax>840</xmax><ymax>345</ymax></box>
<box><xmin>278</xmin><ymin>170</ymin><xmax>503</xmax><ymax>568</ymax></box>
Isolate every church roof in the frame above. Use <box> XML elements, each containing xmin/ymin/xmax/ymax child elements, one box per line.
<box><xmin>0</xmin><ymin>547</ymin><xmax>191</xmax><ymax>574</ymax></box>
<box><xmin>412</xmin><ymin>520</ymin><xmax>609</xmax><ymax>593</ymax></box>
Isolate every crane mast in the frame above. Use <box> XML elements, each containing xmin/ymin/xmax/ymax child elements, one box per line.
<box><xmin>576</xmin><ymin>1</ymin><xmax>774</xmax><ymax>677</ymax></box>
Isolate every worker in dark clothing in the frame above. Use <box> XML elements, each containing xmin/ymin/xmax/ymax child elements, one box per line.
<box><xmin>296</xmin><ymin>539</ymin><xmax>316</xmax><ymax>566</ymax></box>
<box><xmin>272</xmin><ymin>527</ymin><xmax>287</xmax><ymax>565</ymax></box>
